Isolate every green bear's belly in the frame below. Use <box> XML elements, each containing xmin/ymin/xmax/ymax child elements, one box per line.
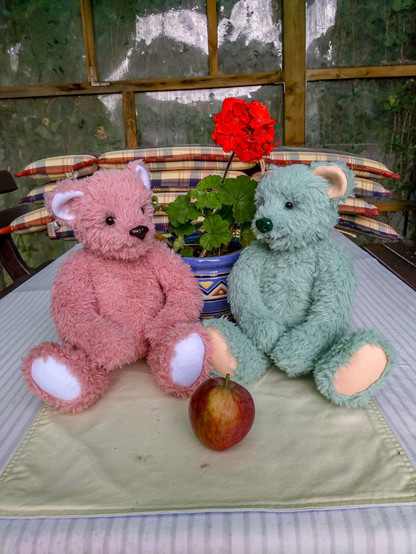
<box><xmin>259</xmin><ymin>251</ymin><xmax>316</xmax><ymax>328</ymax></box>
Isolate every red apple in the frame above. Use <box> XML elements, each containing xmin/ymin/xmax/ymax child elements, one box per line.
<box><xmin>188</xmin><ymin>374</ymin><xmax>255</xmax><ymax>451</ymax></box>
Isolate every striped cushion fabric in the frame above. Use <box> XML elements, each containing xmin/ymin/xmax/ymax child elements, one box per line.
<box><xmin>149</xmin><ymin>170</ymin><xmax>245</xmax><ymax>189</ymax></box>
<box><xmin>152</xmin><ymin>188</ymin><xmax>187</xmax><ymax>206</ymax></box>
<box><xmin>98</xmin><ymin>146</ymin><xmax>256</xmax><ymax>171</ymax></box>
<box><xmin>15</xmin><ymin>155</ymin><xmax>98</xmax><ymax>181</ymax></box>
<box><xmin>337</xmin><ymin>215</ymin><xmax>402</xmax><ymax>240</ymax></box>
<box><xmin>46</xmin><ymin>222</ymin><xmax>75</xmax><ymax>240</ymax></box>
<box><xmin>353</xmin><ymin>178</ymin><xmax>394</xmax><ymax>198</ymax></box>
<box><xmin>0</xmin><ymin>207</ymin><xmax>53</xmax><ymax>234</ymax></box>
<box><xmin>20</xmin><ymin>170</ymin><xmax>245</xmax><ymax>205</ymax></box>
<box><xmin>338</xmin><ymin>197</ymin><xmax>380</xmax><ymax>216</ymax></box>
<box><xmin>265</xmin><ymin>148</ymin><xmax>399</xmax><ymax>180</ymax></box>
<box><xmin>20</xmin><ymin>183</ymin><xmax>58</xmax><ymax>204</ymax></box>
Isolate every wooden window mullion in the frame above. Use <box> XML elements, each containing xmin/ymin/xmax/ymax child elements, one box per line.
<box><xmin>282</xmin><ymin>0</ymin><xmax>306</xmax><ymax>146</ymax></box>
<box><xmin>207</xmin><ymin>0</ymin><xmax>219</xmax><ymax>76</ymax></box>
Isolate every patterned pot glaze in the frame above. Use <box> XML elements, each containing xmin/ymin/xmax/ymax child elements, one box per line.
<box><xmin>183</xmin><ymin>248</ymin><xmax>241</xmax><ymax>319</ymax></box>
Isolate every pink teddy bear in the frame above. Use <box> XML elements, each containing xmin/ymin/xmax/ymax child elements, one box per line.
<box><xmin>21</xmin><ymin>161</ymin><xmax>212</xmax><ymax>412</ymax></box>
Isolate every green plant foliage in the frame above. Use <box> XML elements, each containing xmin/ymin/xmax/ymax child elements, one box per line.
<box><xmin>199</xmin><ymin>214</ymin><xmax>232</xmax><ymax>251</ymax></box>
<box><xmin>158</xmin><ymin>173</ymin><xmax>258</xmax><ymax>257</ymax></box>
<box><xmin>307</xmin><ymin>0</ymin><xmax>416</xmax><ymax>68</ymax></box>
<box><xmin>306</xmin><ymin>0</ymin><xmax>416</xmax><ymax>239</ymax></box>
<box><xmin>165</xmin><ymin>195</ymin><xmax>201</xmax><ymax>224</ymax></box>
<box><xmin>0</xmin><ymin>0</ymin><xmax>85</xmax><ymax>87</ymax></box>
<box><xmin>218</xmin><ymin>175</ymin><xmax>257</xmax><ymax>223</ymax></box>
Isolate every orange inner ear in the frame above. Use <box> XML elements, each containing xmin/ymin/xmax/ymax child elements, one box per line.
<box><xmin>312</xmin><ymin>165</ymin><xmax>348</xmax><ymax>199</ymax></box>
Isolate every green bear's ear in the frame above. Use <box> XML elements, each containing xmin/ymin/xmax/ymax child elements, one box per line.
<box><xmin>259</xmin><ymin>163</ymin><xmax>279</xmax><ymax>181</ymax></box>
<box><xmin>311</xmin><ymin>164</ymin><xmax>348</xmax><ymax>199</ymax></box>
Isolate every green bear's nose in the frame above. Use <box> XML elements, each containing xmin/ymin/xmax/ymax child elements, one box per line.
<box><xmin>256</xmin><ymin>217</ymin><xmax>273</xmax><ymax>233</ymax></box>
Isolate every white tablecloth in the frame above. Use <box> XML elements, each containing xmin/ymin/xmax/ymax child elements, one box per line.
<box><xmin>1</xmin><ymin>233</ymin><xmax>415</xmax><ymax>553</ymax></box>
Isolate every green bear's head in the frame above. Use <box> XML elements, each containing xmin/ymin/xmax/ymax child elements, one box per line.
<box><xmin>253</xmin><ymin>162</ymin><xmax>355</xmax><ymax>251</ymax></box>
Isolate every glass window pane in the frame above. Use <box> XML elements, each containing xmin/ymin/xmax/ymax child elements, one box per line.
<box><xmin>306</xmin><ymin>79</ymin><xmax>416</xmax><ymax>196</ymax></box>
<box><xmin>306</xmin><ymin>0</ymin><xmax>416</xmax><ymax>68</ymax></box>
<box><xmin>134</xmin><ymin>85</ymin><xmax>283</xmax><ymax>146</ymax></box>
<box><xmin>93</xmin><ymin>0</ymin><xmax>209</xmax><ymax>81</ymax></box>
<box><xmin>0</xmin><ymin>95</ymin><xmax>124</xmax><ymax>199</ymax></box>
<box><xmin>0</xmin><ymin>0</ymin><xmax>85</xmax><ymax>86</ymax></box>
<box><xmin>217</xmin><ymin>0</ymin><xmax>282</xmax><ymax>74</ymax></box>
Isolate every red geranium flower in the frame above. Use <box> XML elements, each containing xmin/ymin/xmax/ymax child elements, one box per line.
<box><xmin>212</xmin><ymin>98</ymin><xmax>278</xmax><ymax>163</ymax></box>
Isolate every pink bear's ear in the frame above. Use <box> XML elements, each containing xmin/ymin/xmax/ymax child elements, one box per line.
<box><xmin>127</xmin><ymin>160</ymin><xmax>151</xmax><ymax>191</ymax></box>
<box><xmin>45</xmin><ymin>180</ymin><xmax>84</xmax><ymax>223</ymax></box>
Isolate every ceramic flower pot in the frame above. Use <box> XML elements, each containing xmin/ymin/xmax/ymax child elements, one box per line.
<box><xmin>183</xmin><ymin>249</ymin><xmax>241</xmax><ymax>319</ymax></box>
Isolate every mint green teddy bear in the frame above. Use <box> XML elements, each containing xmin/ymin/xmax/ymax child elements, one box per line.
<box><xmin>205</xmin><ymin>162</ymin><xmax>395</xmax><ymax>407</ymax></box>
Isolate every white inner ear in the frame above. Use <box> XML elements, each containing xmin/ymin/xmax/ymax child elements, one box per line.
<box><xmin>312</xmin><ymin>165</ymin><xmax>348</xmax><ymax>199</ymax></box>
<box><xmin>135</xmin><ymin>165</ymin><xmax>151</xmax><ymax>190</ymax></box>
<box><xmin>51</xmin><ymin>190</ymin><xmax>84</xmax><ymax>221</ymax></box>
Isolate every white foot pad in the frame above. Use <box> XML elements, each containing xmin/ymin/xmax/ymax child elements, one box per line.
<box><xmin>31</xmin><ymin>356</ymin><xmax>82</xmax><ymax>401</ymax></box>
<box><xmin>171</xmin><ymin>333</ymin><xmax>204</xmax><ymax>387</ymax></box>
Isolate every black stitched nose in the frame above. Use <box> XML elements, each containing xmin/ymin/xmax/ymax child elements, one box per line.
<box><xmin>129</xmin><ymin>225</ymin><xmax>149</xmax><ymax>239</ymax></box>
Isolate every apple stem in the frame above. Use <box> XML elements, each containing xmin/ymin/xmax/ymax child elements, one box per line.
<box><xmin>223</xmin><ymin>374</ymin><xmax>230</xmax><ymax>387</ymax></box>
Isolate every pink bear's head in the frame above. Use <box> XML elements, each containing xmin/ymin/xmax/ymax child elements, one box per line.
<box><xmin>45</xmin><ymin>161</ymin><xmax>155</xmax><ymax>261</ymax></box>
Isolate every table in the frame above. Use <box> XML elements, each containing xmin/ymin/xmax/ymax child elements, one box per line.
<box><xmin>0</xmin><ymin>233</ymin><xmax>415</xmax><ymax>553</ymax></box>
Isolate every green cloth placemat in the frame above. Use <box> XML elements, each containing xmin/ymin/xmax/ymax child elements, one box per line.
<box><xmin>1</xmin><ymin>362</ymin><xmax>416</xmax><ymax>517</ymax></box>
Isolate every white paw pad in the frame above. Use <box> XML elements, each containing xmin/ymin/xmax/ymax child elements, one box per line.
<box><xmin>170</xmin><ymin>333</ymin><xmax>204</xmax><ymax>387</ymax></box>
<box><xmin>31</xmin><ymin>356</ymin><xmax>81</xmax><ymax>401</ymax></box>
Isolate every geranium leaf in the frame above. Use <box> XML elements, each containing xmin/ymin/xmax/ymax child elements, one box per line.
<box><xmin>195</xmin><ymin>190</ymin><xmax>222</xmax><ymax>210</ymax></box>
<box><xmin>218</xmin><ymin>175</ymin><xmax>257</xmax><ymax>223</ymax></box>
<box><xmin>196</xmin><ymin>174</ymin><xmax>223</xmax><ymax>191</ymax></box>
<box><xmin>180</xmin><ymin>246</ymin><xmax>195</xmax><ymax>257</ymax></box>
<box><xmin>199</xmin><ymin>214</ymin><xmax>232</xmax><ymax>251</ymax></box>
<box><xmin>164</xmin><ymin>195</ymin><xmax>201</xmax><ymax>225</ymax></box>
<box><xmin>172</xmin><ymin>236</ymin><xmax>185</xmax><ymax>253</ymax></box>
<box><xmin>168</xmin><ymin>221</ymin><xmax>196</xmax><ymax>236</ymax></box>
<box><xmin>239</xmin><ymin>222</ymin><xmax>256</xmax><ymax>248</ymax></box>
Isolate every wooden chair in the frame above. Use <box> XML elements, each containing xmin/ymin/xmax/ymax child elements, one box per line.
<box><xmin>0</xmin><ymin>170</ymin><xmax>49</xmax><ymax>296</ymax></box>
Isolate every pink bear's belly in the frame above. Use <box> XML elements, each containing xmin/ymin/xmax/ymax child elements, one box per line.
<box><xmin>93</xmin><ymin>261</ymin><xmax>164</xmax><ymax>338</ymax></box>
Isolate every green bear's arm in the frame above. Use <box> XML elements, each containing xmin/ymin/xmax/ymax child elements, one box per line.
<box><xmin>228</xmin><ymin>241</ymin><xmax>287</xmax><ymax>352</ymax></box>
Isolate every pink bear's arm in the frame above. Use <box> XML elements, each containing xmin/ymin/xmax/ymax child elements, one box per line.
<box><xmin>51</xmin><ymin>250</ymin><xmax>136</xmax><ymax>369</ymax></box>
<box><xmin>144</xmin><ymin>242</ymin><xmax>203</xmax><ymax>345</ymax></box>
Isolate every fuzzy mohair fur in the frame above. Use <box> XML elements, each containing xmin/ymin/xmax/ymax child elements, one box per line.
<box><xmin>205</xmin><ymin>162</ymin><xmax>395</xmax><ymax>407</ymax></box>
<box><xmin>21</xmin><ymin>161</ymin><xmax>212</xmax><ymax>412</ymax></box>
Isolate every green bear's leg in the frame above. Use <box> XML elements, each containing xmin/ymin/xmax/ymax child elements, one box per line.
<box><xmin>203</xmin><ymin>318</ymin><xmax>271</xmax><ymax>383</ymax></box>
<box><xmin>314</xmin><ymin>329</ymin><xmax>396</xmax><ymax>408</ymax></box>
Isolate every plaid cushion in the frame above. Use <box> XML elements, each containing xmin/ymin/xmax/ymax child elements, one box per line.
<box><xmin>337</xmin><ymin>215</ymin><xmax>402</xmax><ymax>240</ymax></box>
<box><xmin>0</xmin><ymin>207</ymin><xmax>53</xmax><ymax>234</ymax></box>
<box><xmin>46</xmin><ymin>222</ymin><xmax>75</xmax><ymax>240</ymax></box>
<box><xmin>265</xmin><ymin>148</ymin><xmax>399</xmax><ymax>180</ymax></box>
<box><xmin>15</xmin><ymin>155</ymin><xmax>98</xmax><ymax>181</ymax></box>
<box><xmin>98</xmin><ymin>146</ymin><xmax>256</xmax><ymax>171</ymax></box>
<box><xmin>149</xmin><ymin>170</ymin><xmax>245</xmax><ymax>189</ymax></box>
<box><xmin>338</xmin><ymin>197</ymin><xmax>380</xmax><ymax>216</ymax></box>
<box><xmin>353</xmin><ymin>178</ymin><xmax>394</xmax><ymax>198</ymax></box>
<box><xmin>20</xmin><ymin>183</ymin><xmax>58</xmax><ymax>204</ymax></box>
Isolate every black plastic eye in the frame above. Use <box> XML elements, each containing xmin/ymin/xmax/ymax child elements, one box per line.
<box><xmin>285</xmin><ymin>202</ymin><xmax>294</xmax><ymax>210</ymax></box>
<box><xmin>106</xmin><ymin>216</ymin><xmax>115</xmax><ymax>225</ymax></box>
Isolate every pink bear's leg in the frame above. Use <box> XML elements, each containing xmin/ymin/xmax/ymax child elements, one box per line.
<box><xmin>147</xmin><ymin>323</ymin><xmax>213</xmax><ymax>398</ymax></box>
<box><xmin>21</xmin><ymin>341</ymin><xmax>113</xmax><ymax>413</ymax></box>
